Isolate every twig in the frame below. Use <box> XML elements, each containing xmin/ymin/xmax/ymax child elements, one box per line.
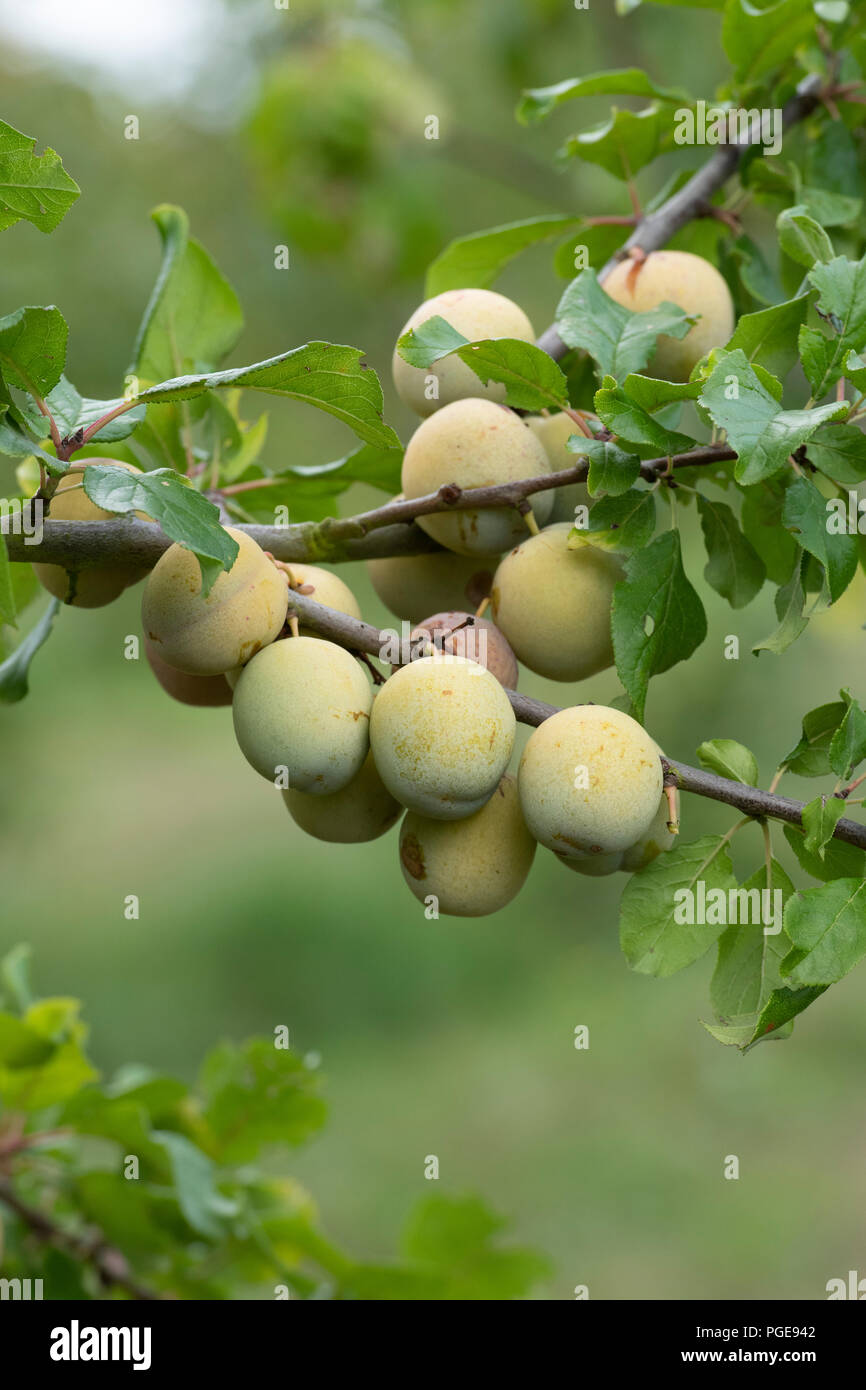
<box><xmin>0</xmin><ymin>1175</ymin><xmax>162</xmax><ymax>1301</ymax></box>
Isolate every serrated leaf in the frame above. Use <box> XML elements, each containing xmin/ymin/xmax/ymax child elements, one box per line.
<box><xmin>580</xmin><ymin>438</ymin><xmax>641</xmax><ymax>496</ymax></box>
<box><xmin>722</xmin><ymin>295</ymin><xmax>809</xmax><ymax>378</ymax></box>
<box><xmin>594</xmin><ymin>378</ymin><xmax>696</xmax><ymax>454</ymax></box>
<box><xmin>783</xmin><ymin>822</ymin><xmax>866</xmax><ymax>881</ymax></box>
<box><xmin>696</xmin><ymin>494</ymin><xmax>765</xmax><ymax>607</ymax></box>
<box><xmin>396</xmin><ymin>316</ymin><xmax>468</xmax><ymax>368</ymax></box>
<box><xmin>782</xmin><ymin>878</ymin><xmax>866</xmax><ymax>985</ymax></box>
<box><xmin>200</xmin><ymin>1039</ymin><xmax>327</xmax><ymax>1164</ymax></box>
<box><xmin>0</xmin><ymin>597</ymin><xmax>60</xmax><ymax>702</ymax></box>
<box><xmin>611</xmin><ymin>529</ymin><xmax>706</xmax><ymax>721</ymax></box>
<box><xmin>620</xmin><ymin>835</ymin><xmax>737</xmax><ymax>977</ymax></box>
<box><xmin>828</xmin><ymin>692</ymin><xmax>866</xmax><ymax>780</ymax></box>
<box><xmin>740</xmin><ymin>482</ymin><xmax>798</xmax><ymax>585</ymax></box>
<box><xmin>709</xmin><ymin>859</ymin><xmax>794</xmax><ymax>1022</ymax></box>
<box><xmin>700</xmin><ymin>349</ymin><xmax>847</xmax><ymax>485</ymax></box>
<box><xmin>457</xmin><ymin>339</ymin><xmax>570</xmax><ymax>412</ymax></box>
<box><xmin>0</xmin><ymin>305</ymin><xmax>67</xmax><ymax>399</ymax></box>
<box><xmin>781</xmin><ymin>699</ymin><xmax>847</xmax><ymax>776</ymax></box>
<box><xmin>697</xmin><ymin>738</ymin><xmax>759</xmax><ymax>785</ymax></box>
<box><xmin>801</xmin><ymin>794</ymin><xmax>847</xmax><ymax>856</ymax></box>
<box><xmin>0</xmin><ymin>120</ymin><xmax>80</xmax><ymax>234</ymax></box>
<box><xmin>425</xmin><ymin>217</ymin><xmax>579</xmax><ymax>296</ymax></box>
<box><xmin>752</xmin><ymin>556</ymin><xmax>809</xmax><ymax>655</ymax></box>
<box><xmin>83</xmin><ymin>464</ymin><xmax>237</xmax><ymax>593</ymax></box>
<box><xmin>801</xmin><ymin>253</ymin><xmax>866</xmax><ymax>398</ymax></box>
<box><xmin>517</xmin><ymin>68</ymin><xmax>690</xmax><ymax>124</ymax></box>
<box><xmin>807</xmin><ymin>423</ymin><xmax>866</xmax><ymax>485</ymax></box>
<box><xmin>782</xmin><ymin>474</ymin><xmax>858</xmax><ymax>603</ymax></box>
<box><xmin>569</xmin><ymin>488</ymin><xmax>655</xmax><ymax>551</ymax></box>
<box><xmin>555</xmin><ymin>270</ymin><xmax>694</xmax><ymax>381</ymax></box>
<box><xmin>138</xmin><ymin>343</ymin><xmax>400</xmax><ymax>451</ymax></box>
<box><xmin>560</xmin><ymin>105</ymin><xmax>669</xmax><ymax>181</ymax></box>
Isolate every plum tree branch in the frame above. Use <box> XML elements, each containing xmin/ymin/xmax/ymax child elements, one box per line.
<box><xmin>2</xmin><ymin>445</ymin><xmax>735</xmax><ymax>567</ymax></box>
<box><xmin>281</xmin><ymin>588</ymin><xmax>866</xmax><ymax>852</ymax></box>
<box><xmin>0</xmin><ymin>1174</ymin><xmax>161</xmax><ymax>1301</ymax></box>
<box><xmin>535</xmin><ymin>72</ymin><xmax>824</xmax><ymax>361</ymax></box>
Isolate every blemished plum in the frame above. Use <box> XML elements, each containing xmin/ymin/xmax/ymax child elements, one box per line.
<box><xmin>490</xmin><ymin>523</ymin><xmax>623</xmax><ymax>682</ymax></box>
<box><xmin>370</xmin><ymin>654</ymin><xmax>515</xmax><ymax>819</ymax></box>
<box><xmin>602</xmin><ymin>250</ymin><xmax>735</xmax><ymax>381</ymax></box>
<box><xmin>145</xmin><ymin>639</ymin><xmax>232</xmax><ymax>707</ymax></box>
<box><xmin>393</xmin><ymin>288</ymin><xmax>535</xmax><ymax>417</ymax></box>
<box><xmin>284</xmin><ymin>750</ymin><xmax>400</xmax><ymax>843</ymax></box>
<box><xmin>142</xmin><ymin>527</ymin><xmax>288</xmax><ymax>676</ymax></box>
<box><xmin>401</xmin><ymin>398</ymin><xmax>552</xmax><ymax>556</ymax></box>
<box><xmin>409</xmin><ymin>611</ymin><xmax>518</xmax><ymax>688</ymax></box>
<box><xmin>233</xmin><ymin>636</ymin><xmax>372</xmax><ymax>789</ymax></box>
<box><xmin>519</xmin><ymin>705</ymin><xmax>663</xmax><ymax>862</ymax></box>
<box><xmin>34</xmin><ymin>461</ymin><xmax>150</xmax><ymax>608</ymax></box>
<box><xmin>526</xmin><ymin>413</ymin><xmax>591</xmax><ymax>525</ymax></box>
<box><xmin>399</xmin><ymin>774</ymin><xmax>536</xmax><ymax>916</ymax></box>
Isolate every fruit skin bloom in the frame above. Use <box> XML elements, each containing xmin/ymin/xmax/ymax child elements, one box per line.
<box><xmin>519</xmin><ymin>705</ymin><xmax>663</xmax><ymax>860</ymax></box>
<box><xmin>399</xmin><ymin>774</ymin><xmax>536</xmax><ymax>917</ymax></box>
<box><xmin>370</xmin><ymin>654</ymin><xmax>516</xmax><ymax>820</ymax></box>
<box><xmin>232</xmin><ymin>636</ymin><xmax>372</xmax><ymax>790</ymax></box>
<box><xmin>392</xmin><ymin>287</ymin><xmax>535</xmax><ymax>416</ymax></box>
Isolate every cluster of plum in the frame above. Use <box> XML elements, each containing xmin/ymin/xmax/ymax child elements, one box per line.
<box><xmin>32</xmin><ymin>251</ymin><xmax>738</xmax><ymax>914</ymax></box>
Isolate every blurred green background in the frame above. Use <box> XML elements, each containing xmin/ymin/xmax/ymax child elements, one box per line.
<box><xmin>1</xmin><ymin>0</ymin><xmax>864</xmax><ymax>1299</ymax></box>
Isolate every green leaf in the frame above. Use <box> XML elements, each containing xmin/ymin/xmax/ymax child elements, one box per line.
<box><xmin>801</xmin><ymin>794</ymin><xmax>847</xmax><ymax>857</ymax></box>
<box><xmin>0</xmin><ymin>120</ymin><xmax>80</xmax><ymax>234</ymax></box>
<box><xmin>708</xmin><ymin>859</ymin><xmax>794</xmax><ymax>1030</ymax></box>
<box><xmin>706</xmin><ymin>980</ymin><xmax>827</xmax><ymax>1048</ymax></box>
<box><xmin>800</xmin><ymin>253</ymin><xmax>866</xmax><ymax>398</ymax></box>
<box><xmin>425</xmin><ymin>217</ymin><xmax>579</xmax><ymax>296</ymax></box>
<box><xmin>611</xmin><ymin>530</ymin><xmax>707</xmax><ymax>721</ymax></box>
<box><xmin>696</xmin><ymin>495</ymin><xmax>765</xmax><ymax>607</ymax></box>
<box><xmin>783</xmin><ymin>822</ymin><xmax>865</xmax><ymax>882</ymax></box>
<box><xmin>829</xmin><ymin>692</ymin><xmax>866</xmax><ymax>780</ymax></box>
<box><xmin>0</xmin><ymin>597</ymin><xmax>60</xmax><ymax>703</ymax></box>
<box><xmin>782</xmin><ymin>699</ymin><xmax>847</xmax><ymax>776</ymax></box>
<box><xmin>517</xmin><ymin>68</ymin><xmax>690</xmax><ymax>124</ymax></box>
<box><xmin>740</xmin><ymin>483</ymin><xmax>798</xmax><ymax>585</ymax></box>
<box><xmin>456</xmin><ymin>339</ymin><xmax>570</xmax><ymax>412</ymax></box>
<box><xmin>555</xmin><ymin>270</ymin><xmax>694</xmax><ymax>381</ymax></box>
<box><xmin>132</xmin><ymin>205</ymin><xmax>243</xmax><ymax>384</ymax></box>
<box><xmin>807</xmin><ymin>423</ymin><xmax>866</xmax><ymax>486</ymax></box>
<box><xmin>722</xmin><ymin>295</ymin><xmax>809</xmax><ymax>378</ymax></box>
<box><xmin>722</xmin><ymin>0</ymin><xmax>817</xmax><ymax>84</ymax></box>
<box><xmin>0</xmin><ymin>944</ymin><xmax>34</xmax><ymax>1012</ymax></box>
<box><xmin>401</xmin><ymin>1195</ymin><xmax>551</xmax><ymax>1301</ymax></box>
<box><xmin>200</xmin><ymin>1039</ymin><xmax>327</xmax><ymax>1164</ymax></box>
<box><xmin>83</xmin><ymin>464</ymin><xmax>238</xmax><ymax>593</ymax></box>
<box><xmin>620</xmin><ymin>835</ymin><xmax>737</xmax><ymax>977</ymax></box>
<box><xmin>776</xmin><ymin>206</ymin><xmax>834</xmax><ymax>269</ymax></box>
<box><xmin>138</xmin><ymin>343</ymin><xmax>401</xmax><ymax>451</ymax></box>
<box><xmin>782</xmin><ymin>878</ymin><xmax>866</xmax><ymax>985</ymax></box>
<box><xmin>579</xmin><ymin>438</ymin><xmax>641</xmax><ymax>496</ymax></box>
<box><xmin>699</xmin><ymin>349</ymin><xmax>847</xmax><ymax>485</ymax></box>
<box><xmin>0</xmin><ymin>306</ymin><xmax>68</xmax><ymax>399</ymax></box>
<box><xmin>396</xmin><ymin>316</ymin><xmax>468</xmax><ymax>368</ymax></box>
<box><xmin>752</xmin><ymin>557</ymin><xmax>808</xmax><ymax>655</ymax></box>
<box><xmin>569</xmin><ymin>488</ymin><xmax>655</xmax><ymax>551</ymax></box>
<box><xmin>0</xmin><ymin>536</ymin><xmax>14</xmax><ymax>628</ymax></box>
<box><xmin>697</xmin><ymin>738</ymin><xmax>759</xmax><ymax>785</ymax></box>
<box><xmin>76</xmin><ymin>396</ymin><xmax>146</xmax><ymax>444</ymax></box>
<box><xmin>594</xmin><ymin>378</ymin><xmax>696</xmax><ymax>454</ymax></box>
<box><xmin>152</xmin><ymin>1131</ymin><xmax>237</xmax><ymax>1240</ymax></box>
<box><xmin>560</xmin><ymin>106</ymin><xmax>669</xmax><ymax>181</ymax></box>
<box><xmin>782</xmin><ymin>474</ymin><xmax>858</xmax><ymax>603</ymax></box>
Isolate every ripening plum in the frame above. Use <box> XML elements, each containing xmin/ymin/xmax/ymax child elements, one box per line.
<box><xmin>370</xmin><ymin>654</ymin><xmax>515</xmax><ymax>819</ymax></box>
<box><xmin>393</xmin><ymin>288</ymin><xmax>535</xmax><ymax>417</ymax></box>
<box><xmin>401</xmin><ymin>398</ymin><xmax>552</xmax><ymax>556</ymax></box>
<box><xmin>556</xmin><ymin>849</ymin><xmax>624</xmax><ymax>877</ymax></box>
<box><xmin>286</xmin><ymin>563</ymin><xmax>361</xmax><ymax>632</ymax></box>
<box><xmin>144</xmin><ymin>638</ymin><xmax>233</xmax><ymax>707</ymax></box>
<box><xmin>409</xmin><ymin>611</ymin><xmax>519</xmax><ymax>688</ymax></box>
<box><xmin>602</xmin><ymin>250</ymin><xmax>735</xmax><ymax>381</ymax></box>
<box><xmin>399</xmin><ymin>774</ymin><xmax>536</xmax><ymax>916</ymax></box>
<box><xmin>142</xmin><ymin>527</ymin><xmax>288</xmax><ymax>676</ymax></box>
<box><xmin>490</xmin><ymin>523</ymin><xmax>623</xmax><ymax>682</ymax></box>
<box><xmin>519</xmin><ymin>705</ymin><xmax>663</xmax><ymax>862</ymax></box>
<box><xmin>283</xmin><ymin>750</ymin><xmax>400</xmax><ymax>843</ymax></box>
<box><xmin>233</xmin><ymin>636</ymin><xmax>372</xmax><ymax>788</ymax></box>
<box><xmin>367</xmin><ymin>497</ymin><xmax>497</xmax><ymax>622</ymax></box>
<box><xmin>620</xmin><ymin>783</ymin><xmax>678</xmax><ymax>872</ymax></box>
<box><xmin>34</xmin><ymin>461</ymin><xmax>150</xmax><ymax>608</ymax></box>
<box><xmin>526</xmin><ymin>413</ymin><xmax>590</xmax><ymax>525</ymax></box>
